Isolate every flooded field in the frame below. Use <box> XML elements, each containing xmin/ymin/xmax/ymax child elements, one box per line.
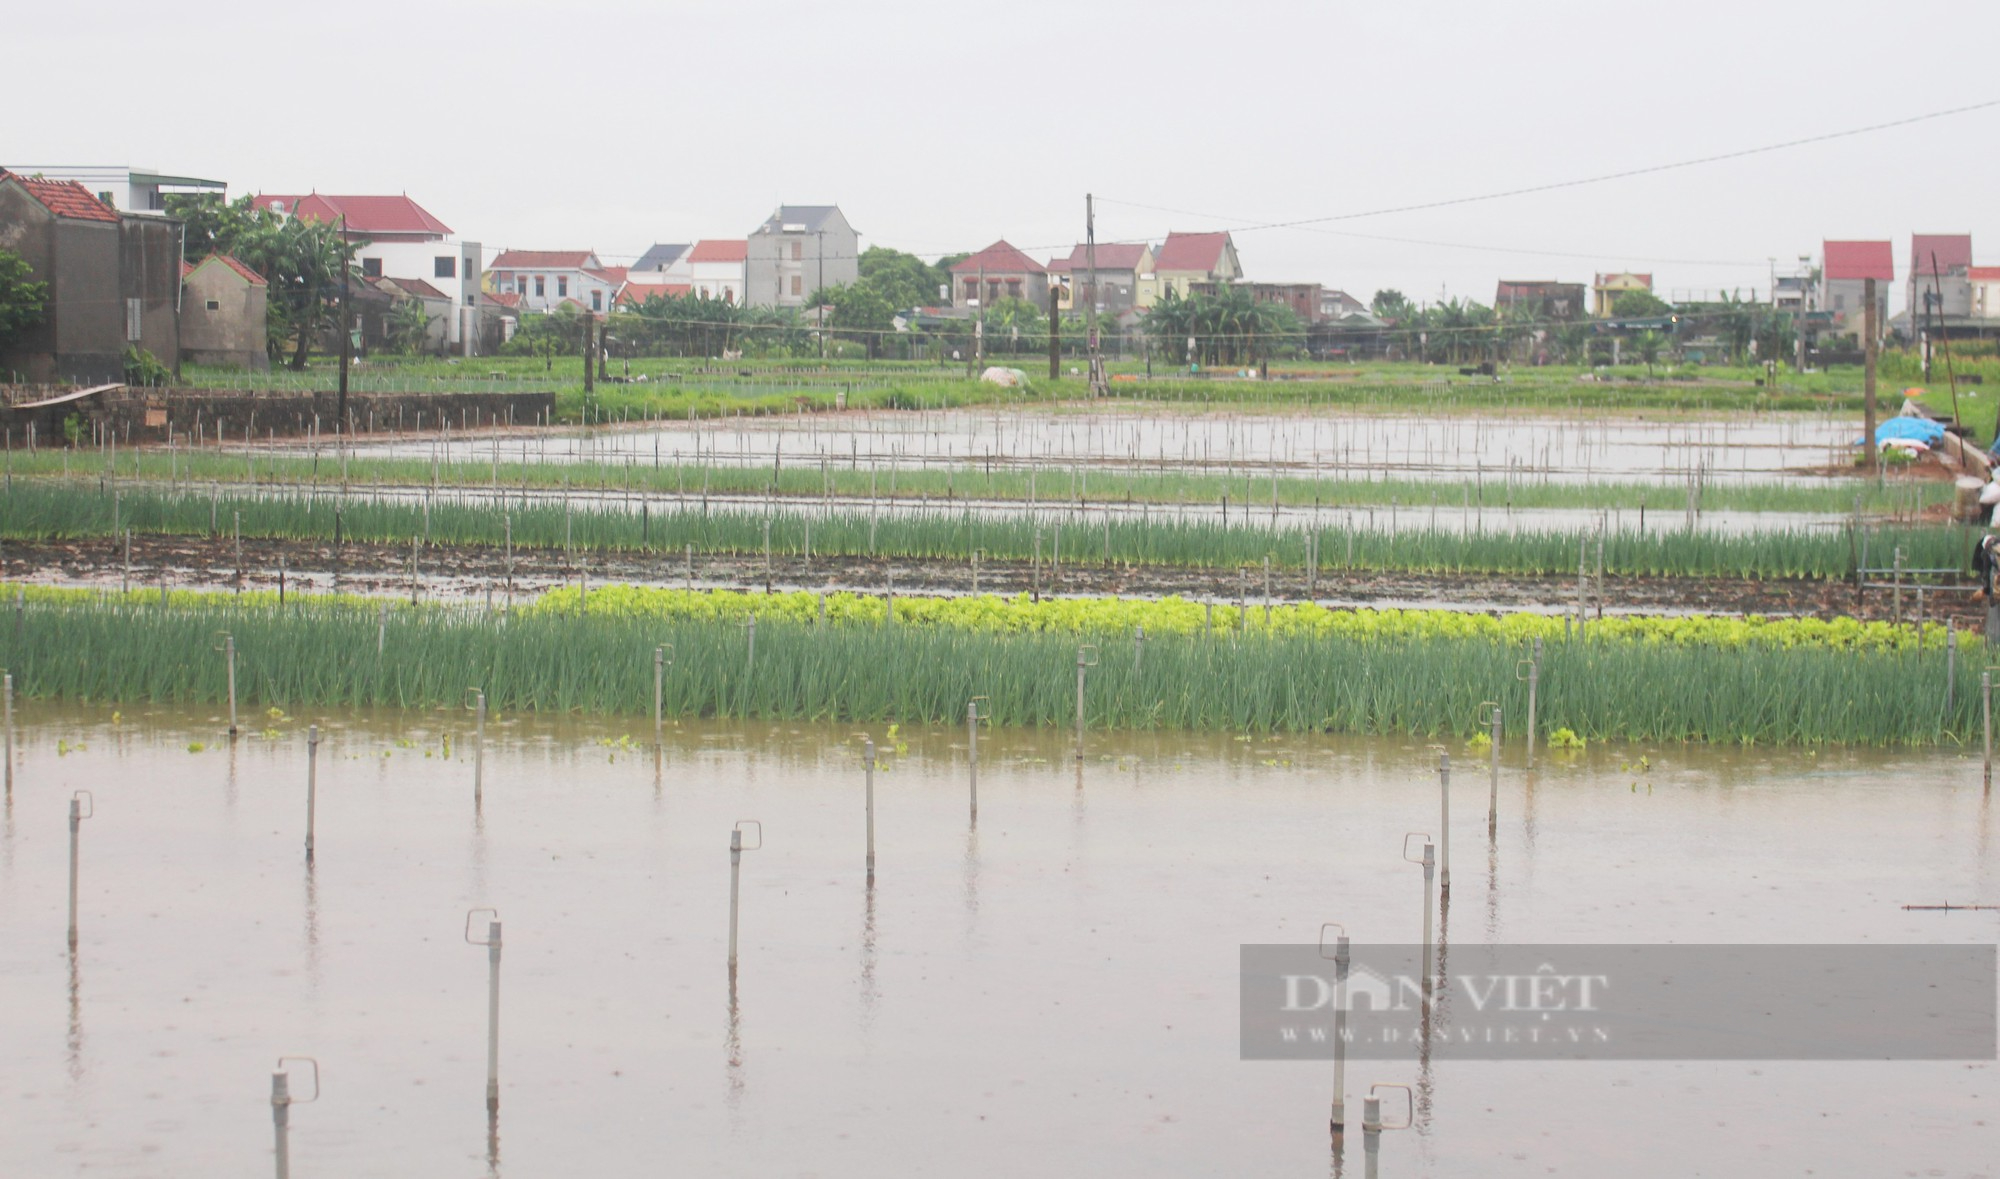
<box><xmin>0</xmin><ymin>706</ymin><xmax>1992</xmax><ymax>1176</ymax></box>
<box><xmin>339</xmin><ymin>405</ymin><xmax>1857</xmax><ymax>485</ymax></box>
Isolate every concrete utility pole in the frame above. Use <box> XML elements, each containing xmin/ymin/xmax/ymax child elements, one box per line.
<box><xmin>1085</xmin><ymin>194</ymin><xmax>1107</xmax><ymax>396</ymax></box>
<box><xmin>337</xmin><ymin>215</ymin><xmax>350</xmax><ymax>444</ymax></box>
<box><xmin>970</xmin><ymin>264</ymin><xmax>985</xmax><ymax>378</ymax></box>
<box><xmin>817</xmin><ymin>228</ymin><xmax>826</xmax><ymax>363</ymax></box>
<box><xmin>1863</xmin><ymin>276</ymin><xmax>1879</xmax><ymax>470</ymax></box>
<box><xmin>1048</xmin><ymin>284</ymin><xmax>1060</xmax><ymax>381</ymax></box>
<box><xmin>582</xmin><ymin>310</ymin><xmax>595</xmax><ymax>405</ymax></box>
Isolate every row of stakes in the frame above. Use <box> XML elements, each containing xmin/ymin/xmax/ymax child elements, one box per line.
<box><xmin>17</xmin><ymin>629</ymin><xmax>2000</xmax><ymax>1174</ymax></box>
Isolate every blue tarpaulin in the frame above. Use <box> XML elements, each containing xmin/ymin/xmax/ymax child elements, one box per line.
<box><xmin>1860</xmin><ymin>418</ymin><xmax>1947</xmax><ymax>447</ymax></box>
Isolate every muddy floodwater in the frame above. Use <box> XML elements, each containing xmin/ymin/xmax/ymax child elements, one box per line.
<box><xmin>341</xmin><ymin>405</ymin><xmax>1857</xmax><ymax>484</ymax></box>
<box><xmin>1</xmin><ymin>706</ymin><xmax>1993</xmax><ymax>1176</ymax></box>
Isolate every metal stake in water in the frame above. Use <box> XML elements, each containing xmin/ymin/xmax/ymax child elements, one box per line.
<box><xmin>1436</xmin><ymin>752</ymin><xmax>1451</xmax><ymax>893</ymax></box>
<box><xmin>1074</xmin><ymin>645</ymin><xmax>1098</xmax><ymax>761</ymax></box>
<box><xmin>466</xmin><ymin>689</ymin><xmax>486</xmax><ymax>802</ymax></box>
<box><xmin>1403</xmin><ymin>833</ymin><xmax>1434</xmax><ymax>993</ymax></box>
<box><xmin>1984</xmin><ymin>671</ymin><xmax>1993</xmax><ymax>790</ymax></box>
<box><xmin>863</xmin><ymin>740</ymin><xmax>877</xmax><ymax>880</ymax></box>
<box><xmin>1361</xmin><ymin>1084</ymin><xmax>1411</xmax><ymax>1179</ymax></box>
<box><xmin>304</xmin><ymin>725</ymin><xmax>319</xmax><ymax>864</ymax></box>
<box><xmin>465</xmin><ymin>910</ymin><xmax>502</xmax><ymax>1112</ymax></box>
<box><xmin>654</xmin><ymin>644</ymin><xmax>673</xmax><ymax>751</ymax></box>
<box><xmin>1945</xmin><ymin>620</ymin><xmax>1957</xmax><ymax>714</ymax></box>
<box><xmin>219</xmin><ymin>633</ymin><xmax>238</xmax><ymax>739</ymax></box>
<box><xmin>269</xmin><ymin>1057</ymin><xmax>318</xmax><ymax>1179</ymax></box>
<box><xmin>67</xmin><ymin>790</ymin><xmax>93</xmax><ymax>948</ymax></box>
<box><xmin>968</xmin><ymin>697</ymin><xmax>988</xmax><ymax>824</ymax></box>
<box><xmin>1516</xmin><ymin>637</ymin><xmax>1541</xmax><ymax>770</ymax></box>
<box><xmin>3</xmin><ymin>670</ymin><xmax>13</xmax><ymax>797</ymax></box>
<box><xmin>1320</xmin><ymin>923</ymin><xmax>1351</xmax><ymax>1134</ymax></box>
<box><xmin>727</xmin><ymin>820</ymin><xmax>763</xmax><ymax>972</ymax></box>
<box><xmin>1483</xmin><ymin>702</ymin><xmax>1502</xmax><ymax>831</ymax></box>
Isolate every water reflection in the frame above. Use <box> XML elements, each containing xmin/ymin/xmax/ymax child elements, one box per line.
<box><xmin>485</xmin><ymin>1108</ymin><xmax>501</xmax><ymax>1178</ymax></box>
<box><xmin>724</xmin><ymin>971</ymin><xmax>745</xmax><ymax>1114</ymax></box>
<box><xmin>65</xmin><ymin>948</ymin><xmax>84</xmax><ymax>1083</ymax></box>
<box><xmin>303</xmin><ymin>864</ymin><xmax>322</xmax><ymax>998</ymax></box>
<box><xmin>1485</xmin><ymin>826</ymin><xmax>1501</xmax><ymax>943</ymax></box>
<box><xmin>859</xmin><ymin>881</ymin><xmax>879</xmax><ymax>1028</ymax></box>
<box><xmin>963</xmin><ymin>828</ymin><xmax>980</xmax><ymax>923</ymax></box>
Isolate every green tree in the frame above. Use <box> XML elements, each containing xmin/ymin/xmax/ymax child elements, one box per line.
<box><xmin>1610</xmin><ymin>289</ymin><xmax>1673</xmax><ymax>318</ymax></box>
<box><xmin>164</xmin><ymin>192</ymin><xmax>357</xmax><ymax>367</ymax></box>
<box><xmin>856</xmin><ymin>246</ymin><xmax>950</xmax><ymax>310</ymax></box>
<box><xmin>1371</xmin><ymin>289</ymin><xmax>1414</xmax><ymax>321</ymax></box>
<box><xmin>1634</xmin><ymin>329</ymin><xmax>1667</xmax><ymax>376</ymax></box>
<box><xmin>823</xmin><ymin>283</ymin><xmax>896</xmax><ymax>357</ymax></box>
<box><xmin>385</xmin><ymin>299</ymin><xmax>434</xmax><ymax>354</ymax></box>
<box><xmin>0</xmin><ymin>247</ymin><xmax>49</xmax><ymax>354</ymax></box>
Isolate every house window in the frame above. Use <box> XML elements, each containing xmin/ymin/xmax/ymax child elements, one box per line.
<box><xmin>591</xmin><ymin>290</ymin><xmax>602</xmax><ymax>312</ymax></box>
<box><xmin>362</xmin><ymin>257</ymin><xmax>383</xmax><ymax>278</ymax></box>
<box><xmin>535</xmin><ymin>276</ymin><xmax>545</xmax><ymax>297</ymax></box>
<box><xmin>964</xmin><ymin>280</ymin><xmax>979</xmax><ymax>301</ymax></box>
<box><xmin>791</xmin><ymin>240</ymin><xmax>803</xmax><ymax>260</ymax></box>
<box><xmin>791</xmin><ymin>275</ymin><xmax>802</xmax><ymax>296</ymax></box>
<box><xmin>1835</xmin><ymin>294</ymin><xmax>1846</xmax><ymax>310</ymax></box>
<box><xmin>205</xmin><ymin>299</ymin><xmax>220</xmax><ymax>312</ymax></box>
<box><xmin>558</xmin><ymin>277</ymin><xmax>568</xmax><ymax>297</ymax></box>
<box><xmin>724</xmin><ymin>287</ymin><xmax>734</xmax><ymax>304</ymax></box>
<box><xmin>434</xmin><ymin>256</ymin><xmax>456</xmax><ymax>279</ymax></box>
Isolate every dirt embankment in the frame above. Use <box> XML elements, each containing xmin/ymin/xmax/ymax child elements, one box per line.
<box><xmin>1</xmin><ymin>534</ymin><xmax>1973</xmax><ymax>623</ymax></box>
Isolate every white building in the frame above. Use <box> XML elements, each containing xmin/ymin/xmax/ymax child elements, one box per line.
<box><xmin>485</xmin><ymin>250</ymin><xmax>622</xmax><ymax>315</ymax></box>
<box><xmin>253</xmin><ymin>193</ymin><xmax>483</xmax><ymax>351</ymax></box>
<box><xmin>684</xmin><ymin>239</ymin><xmax>747</xmax><ymax>303</ymax></box>
<box><xmin>6</xmin><ymin>164</ymin><xmax>225</xmax><ymax>216</ymax></box>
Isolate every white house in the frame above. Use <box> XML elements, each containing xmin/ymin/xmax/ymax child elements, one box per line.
<box><xmin>253</xmin><ymin>192</ymin><xmax>483</xmax><ymax>351</ymax></box>
<box><xmin>485</xmin><ymin>250</ymin><xmax>621</xmax><ymax>315</ymax></box>
<box><xmin>685</xmin><ymin>239</ymin><xmax>747</xmax><ymax>303</ymax></box>
<box><xmin>9</xmin><ymin>163</ymin><xmax>226</xmax><ymax>216</ymax></box>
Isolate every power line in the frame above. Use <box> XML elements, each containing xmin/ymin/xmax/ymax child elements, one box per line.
<box><xmin>1103</xmin><ymin>97</ymin><xmax>2000</xmax><ymax>236</ymax></box>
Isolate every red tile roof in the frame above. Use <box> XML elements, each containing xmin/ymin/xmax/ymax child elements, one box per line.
<box><xmin>253</xmin><ymin>193</ymin><xmax>454</xmax><ymax>236</ymax></box>
<box><xmin>1058</xmin><ymin>242</ymin><xmax>1149</xmax><ymax>271</ymax></box>
<box><xmin>1154</xmin><ymin>231</ymin><xmax>1231</xmax><ymax>273</ymax></box>
<box><xmin>597</xmin><ymin>265</ymin><xmax>628</xmax><ymax>285</ymax></box>
<box><xmin>949</xmin><ymin>240</ymin><xmax>1046</xmax><ymax>275</ymax></box>
<box><xmin>490</xmin><ymin>249</ymin><xmax>598</xmax><ymax>270</ymax></box>
<box><xmin>617</xmin><ymin>282</ymin><xmax>692</xmax><ymax>305</ymax></box>
<box><xmin>0</xmin><ymin>170</ymin><xmax>120</xmax><ymax>222</ymax></box>
<box><xmin>383</xmin><ymin>276</ymin><xmax>447</xmax><ymax>299</ymax></box>
<box><xmin>1824</xmin><ymin>240</ymin><xmax>1893</xmax><ymax>282</ymax></box>
<box><xmin>689</xmin><ymin>239</ymin><xmax>748</xmax><ymax>263</ymax></box>
<box><xmin>1912</xmin><ymin>234</ymin><xmax>1973</xmax><ymax>275</ymax></box>
<box><xmin>1968</xmin><ymin>266</ymin><xmax>2000</xmax><ymax>282</ymax></box>
<box><xmin>487</xmin><ymin>291</ymin><xmax>524</xmax><ymax>309</ymax></box>
<box><xmin>187</xmin><ymin>253</ymin><xmax>268</xmax><ymax>286</ymax></box>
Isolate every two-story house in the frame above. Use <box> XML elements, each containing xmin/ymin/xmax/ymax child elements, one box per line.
<box><xmin>950</xmin><ymin>241</ymin><xmax>1049</xmax><ymax>311</ymax></box>
<box><xmin>0</xmin><ymin>169</ymin><xmax>182</xmax><ymax>384</ymax></box>
<box><xmin>1153</xmin><ymin>231</ymin><xmax>1242</xmax><ymax>299</ymax></box>
<box><xmin>1909</xmin><ymin>233</ymin><xmax>1973</xmax><ymax>322</ymax></box>
<box><xmin>254</xmin><ymin>192</ymin><xmax>482</xmax><ymax>352</ymax></box>
<box><xmin>485</xmin><ymin>250</ymin><xmax>621</xmax><ymax>314</ymax></box>
<box><xmin>4</xmin><ymin>164</ymin><xmax>225</xmax><ymax>217</ymax></box>
<box><xmin>1048</xmin><ymin>242</ymin><xmax>1156</xmax><ymax>315</ymax></box>
<box><xmin>685</xmin><ymin>240</ymin><xmax>747</xmax><ymax>303</ymax></box>
<box><xmin>630</xmin><ymin>243</ymin><xmax>689</xmax><ymax>283</ymax></box>
<box><xmin>1591</xmin><ymin>272</ymin><xmax>1654</xmax><ymax>318</ymax></box>
<box><xmin>1822</xmin><ymin>240</ymin><xmax>1893</xmax><ymax>334</ymax></box>
<box><xmin>746</xmin><ymin>205</ymin><xmax>858</xmax><ymax>308</ymax></box>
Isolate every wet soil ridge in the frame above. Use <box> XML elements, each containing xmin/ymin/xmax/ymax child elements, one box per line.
<box><xmin>0</xmin><ymin>597</ymin><xmax>1977</xmax><ymax>745</ymax></box>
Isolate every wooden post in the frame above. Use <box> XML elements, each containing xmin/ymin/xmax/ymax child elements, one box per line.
<box><xmin>1048</xmin><ymin>284</ymin><xmax>1061</xmax><ymax>382</ymax></box>
<box><xmin>1863</xmin><ymin>277</ymin><xmax>1879</xmax><ymax>470</ymax></box>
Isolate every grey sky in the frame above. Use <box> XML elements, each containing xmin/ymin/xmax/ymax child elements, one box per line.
<box><xmin>13</xmin><ymin>0</ymin><xmax>1999</xmax><ymax>314</ymax></box>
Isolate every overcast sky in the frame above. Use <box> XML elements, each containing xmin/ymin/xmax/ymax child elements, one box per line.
<box><xmin>13</xmin><ymin>0</ymin><xmax>1999</xmax><ymax>314</ymax></box>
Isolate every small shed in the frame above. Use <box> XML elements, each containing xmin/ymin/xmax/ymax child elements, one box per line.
<box><xmin>180</xmin><ymin>253</ymin><xmax>269</xmax><ymax>369</ymax></box>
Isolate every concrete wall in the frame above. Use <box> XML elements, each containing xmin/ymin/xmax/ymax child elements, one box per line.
<box><xmin>120</xmin><ymin>216</ymin><xmax>183</xmax><ymax>376</ymax></box>
<box><xmin>747</xmin><ymin>213</ymin><xmax>857</xmax><ymax>308</ymax></box>
<box><xmin>1</xmin><ymin>386</ymin><xmax>556</xmax><ymax>446</ymax></box>
<box><xmin>181</xmin><ymin>263</ymin><xmax>269</xmax><ymax>369</ymax></box>
<box><xmin>357</xmin><ymin>237</ymin><xmax>481</xmax><ymax>345</ymax></box>
<box><xmin>0</xmin><ymin>184</ymin><xmax>126</xmax><ymax>385</ymax></box>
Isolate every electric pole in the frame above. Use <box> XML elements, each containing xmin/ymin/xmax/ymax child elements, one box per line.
<box><xmin>1048</xmin><ymin>283</ymin><xmax>1060</xmax><ymax>381</ymax></box>
<box><xmin>1085</xmin><ymin>194</ymin><xmax>1107</xmax><ymax>396</ymax></box>
<box><xmin>338</xmin><ymin>214</ymin><xmax>350</xmax><ymax>444</ymax></box>
<box><xmin>582</xmin><ymin>310</ymin><xmax>595</xmax><ymax>406</ymax></box>
<box><xmin>817</xmin><ymin>228</ymin><xmax>826</xmax><ymax>364</ymax></box>
<box><xmin>1863</xmin><ymin>276</ymin><xmax>1878</xmax><ymax>470</ymax></box>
